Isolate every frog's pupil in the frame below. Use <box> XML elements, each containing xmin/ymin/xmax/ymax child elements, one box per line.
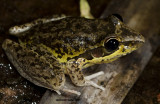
<box><xmin>104</xmin><ymin>39</ymin><xmax>119</xmax><ymax>51</ymax></box>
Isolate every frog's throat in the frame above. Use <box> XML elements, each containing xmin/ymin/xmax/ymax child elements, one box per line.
<box><xmin>82</xmin><ymin>45</ymin><xmax>137</xmax><ymax>68</ymax></box>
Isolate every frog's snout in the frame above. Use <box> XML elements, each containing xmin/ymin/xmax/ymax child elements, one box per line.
<box><xmin>121</xmin><ymin>34</ymin><xmax>145</xmax><ymax>51</ymax></box>
<box><xmin>136</xmin><ymin>34</ymin><xmax>145</xmax><ymax>43</ymax></box>
<box><xmin>121</xmin><ymin>33</ymin><xmax>145</xmax><ymax>43</ymax></box>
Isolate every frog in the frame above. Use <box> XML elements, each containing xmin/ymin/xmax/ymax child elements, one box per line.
<box><xmin>2</xmin><ymin>0</ymin><xmax>145</xmax><ymax>95</ymax></box>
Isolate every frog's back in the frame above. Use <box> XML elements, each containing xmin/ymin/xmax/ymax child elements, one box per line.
<box><xmin>19</xmin><ymin>17</ymin><xmax>117</xmax><ymax>62</ymax></box>
<box><xmin>23</xmin><ymin>18</ymin><xmax>113</xmax><ymax>49</ymax></box>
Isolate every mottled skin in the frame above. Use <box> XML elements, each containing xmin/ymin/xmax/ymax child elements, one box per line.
<box><xmin>2</xmin><ymin>15</ymin><xmax>145</xmax><ymax>94</ymax></box>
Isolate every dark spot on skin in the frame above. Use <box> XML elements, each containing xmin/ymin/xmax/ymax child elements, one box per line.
<box><xmin>100</xmin><ymin>81</ymin><xmax>105</xmax><ymax>85</ymax></box>
<box><xmin>52</xmin><ymin>43</ymin><xmax>62</xmax><ymax>51</ymax></box>
<box><xmin>28</xmin><ymin>51</ymin><xmax>37</xmax><ymax>57</ymax></box>
<box><xmin>19</xmin><ymin>60</ymin><xmax>25</xmax><ymax>65</ymax></box>
<box><xmin>15</xmin><ymin>46</ymin><xmax>23</xmax><ymax>52</ymax></box>
<box><xmin>43</xmin><ymin>76</ymin><xmax>50</xmax><ymax>79</ymax></box>
<box><xmin>82</xmin><ymin>62</ymin><xmax>89</xmax><ymax>67</ymax></box>
<box><xmin>51</xmin><ymin>75</ymin><xmax>55</xmax><ymax>78</ymax></box>
<box><xmin>81</xmin><ymin>28</ymin><xmax>91</xmax><ymax>34</ymax></box>
<box><xmin>59</xmin><ymin>80</ymin><xmax>63</xmax><ymax>83</ymax></box>
<box><xmin>73</xmin><ymin>46</ymin><xmax>80</xmax><ymax>52</ymax></box>
<box><xmin>78</xmin><ymin>77</ymin><xmax>82</xmax><ymax>80</ymax></box>
<box><xmin>69</xmin><ymin>52</ymin><xmax>73</xmax><ymax>55</ymax></box>
<box><xmin>16</xmin><ymin>54</ymin><xmax>20</xmax><ymax>58</ymax></box>
<box><xmin>61</xmin><ymin>52</ymin><xmax>65</xmax><ymax>56</ymax></box>
<box><xmin>57</xmin><ymin>55</ymin><xmax>62</xmax><ymax>58</ymax></box>
<box><xmin>26</xmin><ymin>44</ymin><xmax>32</xmax><ymax>49</ymax></box>
<box><xmin>42</xmin><ymin>66</ymin><xmax>49</xmax><ymax>70</ymax></box>
<box><xmin>78</xmin><ymin>76</ymin><xmax>84</xmax><ymax>80</ymax></box>
<box><xmin>102</xmin><ymin>59</ymin><xmax>104</xmax><ymax>62</ymax></box>
<box><xmin>82</xmin><ymin>76</ymin><xmax>84</xmax><ymax>80</ymax></box>
<box><xmin>17</xmin><ymin>51</ymin><xmax>27</xmax><ymax>58</ymax></box>
<box><xmin>47</xmin><ymin>52</ymin><xmax>52</xmax><ymax>56</ymax></box>
<box><xmin>35</xmin><ymin>58</ymin><xmax>39</xmax><ymax>62</ymax></box>
<box><xmin>75</xmin><ymin>68</ymin><xmax>79</xmax><ymax>72</ymax></box>
<box><xmin>30</xmin><ymin>62</ymin><xmax>35</xmax><ymax>66</ymax></box>
<box><xmin>38</xmin><ymin>51</ymin><xmax>46</xmax><ymax>56</ymax></box>
<box><xmin>122</xmin><ymin>48</ymin><xmax>125</xmax><ymax>52</ymax></box>
<box><xmin>6</xmin><ymin>43</ymin><xmax>12</xmax><ymax>48</ymax></box>
<box><xmin>71</xmin><ymin>65</ymin><xmax>74</xmax><ymax>68</ymax></box>
<box><xmin>72</xmin><ymin>76</ymin><xmax>75</xmax><ymax>79</ymax></box>
<box><xmin>60</xmin><ymin>76</ymin><xmax>63</xmax><ymax>81</ymax></box>
<box><xmin>62</xmin><ymin>46</ymin><xmax>68</xmax><ymax>54</ymax></box>
<box><xmin>79</xmin><ymin>71</ymin><xmax>82</xmax><ymax>74</ymax></box>
<box><xmin>75</xmin><ymin>23</ymin><xmax>81</xmax><ymax>29</ymax></box>
<box><xmin>69</xmin><ymin>71</ymin><xmax>73</xmax><ymax>74</ymax></box>
<box><xmin>67</xmin><ymin>57</ymin><xmax>71</xmax><ymax>61</ymax></box>
<box><xmin>55</xmin><ymin>50</ymin><xmax>59</xmax><ymax>53</ymax></box>
<box><xmin>91</xmin><ymin>23</ymin><xmax>98</xmax><ymax>32</ymax></box>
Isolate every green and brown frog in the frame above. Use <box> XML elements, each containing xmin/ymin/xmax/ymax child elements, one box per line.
<box><xmin>2</xmin><ymin>0</ymin><xmax>145</xmax><ymax>95</ymax></box>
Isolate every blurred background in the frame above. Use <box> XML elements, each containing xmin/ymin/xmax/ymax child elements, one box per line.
<box><xmin>0</xmin><ymin>0</ymin><xmax>160</xmax><ymax>104</ymax></box>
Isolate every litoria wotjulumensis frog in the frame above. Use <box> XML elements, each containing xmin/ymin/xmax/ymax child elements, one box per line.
<box><xmin>2</xmin><ymin>1</ymin><xmax>145</xmax><ymax>95</ymax></box>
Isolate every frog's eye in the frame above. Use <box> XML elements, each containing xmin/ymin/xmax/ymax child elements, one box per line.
<box><xmin>104</xmin><ymin>38</ymin><xmax>119</xmax><ymax>52</ymax></box>
<box><xmin>112</xmin><ymin>14</ymin><xmax>123</xmax><ymax>22</ymax></box>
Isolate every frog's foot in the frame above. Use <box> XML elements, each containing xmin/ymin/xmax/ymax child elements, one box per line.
<box><xmin>55</xmin><ymin>90</ymin><xmax>61</xmax><ymax>95</ymax></box>
<box><xmin>61</xmin><ymin>88</ymin><xmax>81</xmax><ymax>96</ymax></box>
<box><xmin>85</xmin><ymin>71</ymin><xmax>105</xmax><ymax>91</ymax></box>
<box><xmin>80</xmin><ymin>0</ymin><xmax>94</xmax><ymax>19</ymax></box>
<box><xmin>85</xmin><ymin>71</ymin><xmax>104</xmax><ymax>80</ymax></box>
<box><xmin>9</xmin><ymin>15</ymin><xmax>66</xmax><ymax>35</ymax></box>
<box><xmin>59</xmin><ymin>72</ymin><xmax>105</xmax><ymax>96</ymax></box>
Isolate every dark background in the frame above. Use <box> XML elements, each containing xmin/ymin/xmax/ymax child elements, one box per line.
<box><xmin>0</xmin><ymin>0</ymin><xmax>160</xmax><ymax>104</ymax></box>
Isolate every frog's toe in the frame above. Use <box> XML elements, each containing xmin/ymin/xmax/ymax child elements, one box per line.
<box><xmin>84</xmin><ymin>71</ymin><xmax>105</xmax><ymax>91</ymax></box>
<box><xmin>85</xmin><ymin>71</ymin><xmax>104</xmax><ymax>80</ymax></box>
<box><xmin>55</xmin><ymin>90</ymin><xmax>61</xmax><ymax>95</ymax></box>
<box><xmin>85</xmin><ymin>80</ymin><xmax>105</xmax><ymax>91</ymax></box>
<box><xmin>61</xmin><ymin>88</ymin><xmax>81</xmax><ymax>96</ymax></box>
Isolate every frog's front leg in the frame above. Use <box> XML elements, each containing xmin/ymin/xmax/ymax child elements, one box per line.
<box><xmin>9</xmin><ymin>15</ymin><xmax>66</xmax><ymax>35</ymax></box>
<box><xmin>66</xmin><ymin>58</ymin><xmax>105</xmax><ymax>90</ymax></box>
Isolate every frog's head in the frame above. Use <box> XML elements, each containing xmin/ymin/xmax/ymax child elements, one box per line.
<box><xmin>81</xmin><ymin>15</ymin><xmax>145</xmax><ymax>68</ymax></box>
